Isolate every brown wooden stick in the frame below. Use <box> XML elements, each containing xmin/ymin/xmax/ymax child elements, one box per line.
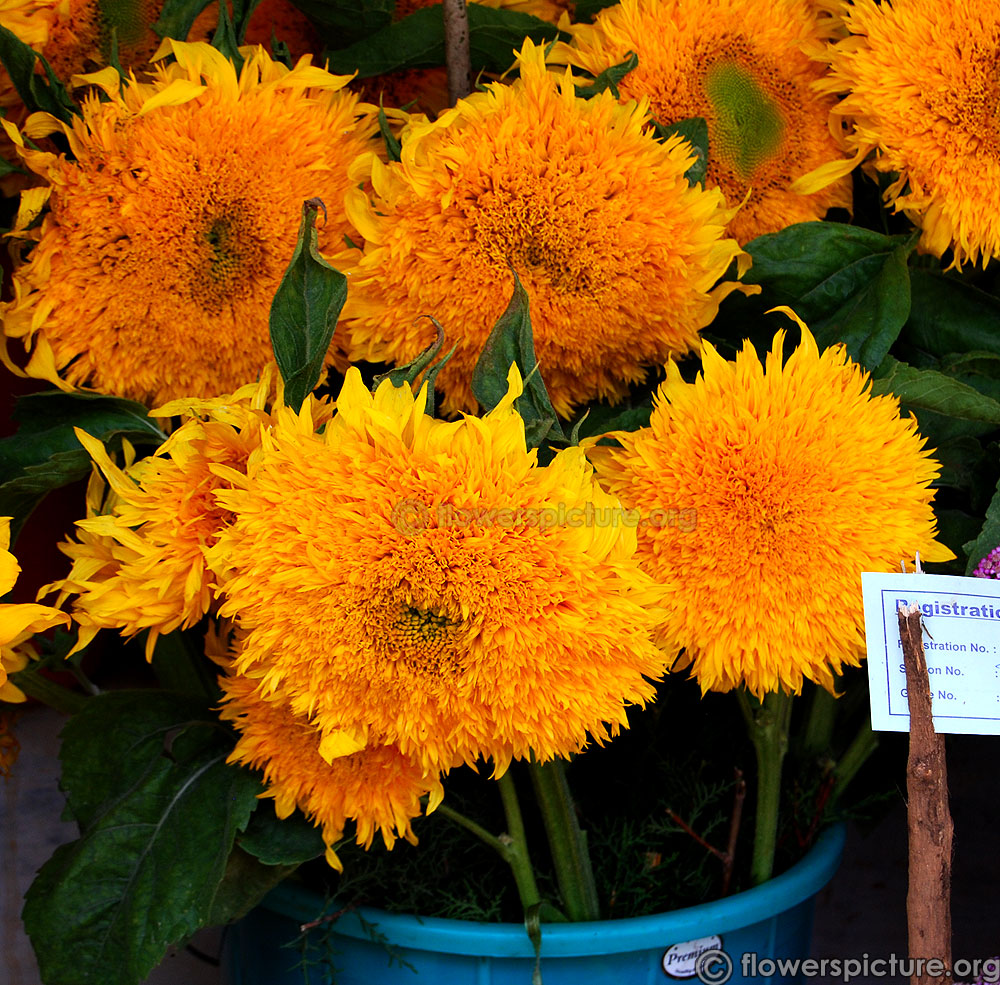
<box><xmin>442</xmin><ymin>0</ymin><xmax>473</xmax><ymax>105</ymax></box>
<box><xmin>898</xmin><ymin>602</ymin><xmax>953</xmax><ymax>985</ymax></box>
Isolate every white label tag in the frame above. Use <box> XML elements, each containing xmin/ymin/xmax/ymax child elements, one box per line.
<box><xmin>661</xmin><ymin>935</ymin><xmax>723</xmax><ymax>978</ymax></box>
<box><xmin>862</xmin><ymin>572</ymin><xmax>1000</xmax><ymax>735</ymax></box>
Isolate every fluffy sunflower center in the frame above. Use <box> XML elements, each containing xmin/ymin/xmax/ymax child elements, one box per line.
<box><xmin>380</xmin><ymin>602</ymin><xmax>466</xmax><ymax>675</ymax></box>
<box><xmin>193</xmin><ymin>207</ymin><xmax>265</xmax><ymax>310</ymax></box>
<box><xmin>928</xmin><ymin>43</ymin><xmax>1000</xmax><ymax>157</ymax></box>
<box><xmin>469</xmin><ymin>179</ymin><xmax>599</xmax><ymax>298</ymax></box>
<box><xmin>703</xmin><ymin>59</ymin><xmax>786</xmax><ymax>182</ymax></box>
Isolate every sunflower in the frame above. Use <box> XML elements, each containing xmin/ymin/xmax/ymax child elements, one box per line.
<box><xmin>206</xmin><ymin>364</ymin><xmax>668</xmax><ymax>774</ymax></box>
<box><xmin>0</xmin><ymin>517</ymin><xmax>70</xmax><ymax>702</ymax></box>
<box><xmin>808</xmin><ymin>0</ymin><xmax>1000</xmax><ymax>269</ymax></box>
<box><xmin>587</xmin><ymin>316</ymin><xmax>953</xmax><ymax>698</ymax></box>
<box><xmin>339</xmin><ymin>39</ymin><xmax>742</xmax><ymax>419</ymax></box>
<box><xmin>219</xmin><ymin>667</ymin><xmax>445</xmax><ymax>870</ymax></box>
<box><xmin>1</xmin><ymin>41</ymin><xmax>377</xmax><ymax>404</ymax></box>
<box><xmin>49</xmin><ymin>372</ymin><xmax>334</xmax><ymax>658</ymax></box>
<box><xmin>551</xmin><ymin>0</ymin><xmax>852</xmax><ymax>244</ymax></box>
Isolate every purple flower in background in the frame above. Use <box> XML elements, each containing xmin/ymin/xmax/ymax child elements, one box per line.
<box><xmin>973</xmin><ymin>547</ymin><xmax>1000</xmax><ymax>579</ymax></box>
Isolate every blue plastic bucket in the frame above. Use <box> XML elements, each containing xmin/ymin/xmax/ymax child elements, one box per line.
<box><xmin>223</xmin><ymin>823</ymin><xmax>845</xmax><ymax>985</ymax></box>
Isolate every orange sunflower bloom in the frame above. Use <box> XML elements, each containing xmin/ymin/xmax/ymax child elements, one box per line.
<box><xmin>49</xmin><ymin>372</ymin><xmax>334</xmax><ymax>659</ymax></box>
<box><xmin>220</xmin><ymin>668</ymin><xmax>446</xmax><ymax>870</ymax></box>
<box><xmin>207</xmin><ymin>365</ymin><xmax>668</xmax><ymax>774</ymax></box>
<box><xmin>340</xmin><ymin>39</ymin><xmax>743</xmax><ymax>419</ymax></box>
<box><xmin>588</xmin><ymin>319</ymin><xmax>953</xmax><ymax>698</ymax></box>
<box><xmin>1</xmin><ymin>41</ymin><xmax>377</xmax><ymax>404</ymax></box>
<box><xmin>811</xmin><ymin>0</ymin><xmax>1000</xmax><ymax>268</ymax></box>
<box><xmin>551</xmin><ymin>0</ymin><xmax>852</xmax><ymax>244</ymax></box>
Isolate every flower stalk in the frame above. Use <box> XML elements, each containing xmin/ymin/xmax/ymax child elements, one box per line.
<box><xmin>529</xmin><ymin>757</ymin><xmax>601</xmax><ymax>922</ymax></box>
<box><xmin>740</xmin><ymin>688</ymin><xmax>794</xmax><ymax>886</ymax></box>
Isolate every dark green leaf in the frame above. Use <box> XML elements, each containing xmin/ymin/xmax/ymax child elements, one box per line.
<box><xmin>231</xmin><ymin>0</ymin><xmax>264</xmax><ymax>42</ymax></box>
<box><xmin>0</xmin><ymin>392</ymin><xmax>166</xmax><ymax>541</ymax></box>
<box><xmin>269</xmin><ymin>199</ymin><xmax>348</xmax><ymax>412</ymax></box>
<box><xmin>207</xmin><ymin>848</ymin><xmax>298</xmax><ymax>925</ymax></box>
<box><xmin>743</xmin><ymin>222</ymin><xmax>915</xmax><ymax>369</ymax></box>
<box><xmin>572</xmin><ymin>0</ymin><xmax>618</xmax><ymax>21</ymax></box>
<box><xmin>743</xmin><ymin>222</ymin><xmax>899</xmax><ymax>312</ymax></box>
<box><xmin>965</xmin><ymin>475</ymin><xmax>1000</xmax><ymax>575</ymax></box>
<box><xmin>871</xmin><ymin>356</ymin><xmax>1000</xmax><ymax>424</ymax></box>
<box><xmin>811</xmin><ymin>242</ymin><xmax>912</xmax><ymax>369</ymax></box>
<box><xmin>24</xmin><ymin>691</ymin><xmax>260</xmax><ymax>985</ymax></box>
<box><xmin>930</xmin><ymin>436</ymin><xmax>985</xmax><ymax>492</ymax></box>
<box><xmin>324</xmin><ymin>4</ymin><xmax>560</xmax><ymax>78</ymax></box>
<box><xmin>902</xmin><ymin>270</ymin><xmax>1000</xmax><ymax>358</ymax></box>
<box><xmin>378</xmin><ymin>101</ymin><xmax>402</xmax><ymax>162</ymax></box>
<box><xmin>299</xmin><ymin>0</ymin><xmax>393</xmax><ymax>46</ymax></box>
<box><xmin>152</xmin><ymin>0</ymin><xmax>215</xmax><ymax>44</ymax></box>
<box><xmin>238</xmin><ymin>802</ymin><xmax>326</xmax><ymax>866</ymax></box>
<box><xmin>372</xmin><ymin>318</ymin><xmax>455</xmax><ymax>413</ymax></box>
<box><xmin>653</xmin><ymin>117</ymin><xmax>708</xmax><ymax>187</ymax></box>
<box><xmin>573</xmin><ymin>51</ymin><xmax>637</xmax><ymax>99</ymax></box>
<box><xmin>470</xmin><ymin>268</ymin><xmax>565</xmax><ymax>448</ymax></box>
<box><xmin>0</xmin><ymin>24</ymin><xmax>77</xmax><ymax>122</ymax></box>
<box><xmin>210</xmin><ymin>0</ymin><xmax>243</xmax><ymax>71</ymax></box>
<box><xmin>569</xmin><ymin>402</ymin><xmax>652</xmax><ymax>444</ymax></box>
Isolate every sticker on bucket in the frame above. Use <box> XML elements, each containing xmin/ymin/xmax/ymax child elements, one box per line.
<box><xmin>662</xmin><ymin>935</ymin><xmax>724</xmax><ymax>978</ymax></box>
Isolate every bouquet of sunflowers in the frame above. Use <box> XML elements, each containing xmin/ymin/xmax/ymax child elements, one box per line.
<box><xmin>2</xmin><ymin>0</ymin><xmax>998</xmax><ymax>981</ymax></box>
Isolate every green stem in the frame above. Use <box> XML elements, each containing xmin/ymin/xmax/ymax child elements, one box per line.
<box><xmin>528</xmin><ymin>758</ymin><xmax>600</xmax><ymax>922</ymax></box>
<box><xmin>800</xmin><ymin>684</ymin><xmax>837</xmax><ymax>760</ymax></box>
<box><xmin>436</xmin><ymin>802</ymin><xmax>509</xmax><ymax>857</ymax></box>
<box><xmin>11</xmin><ymin>668</ymin><xmax>88</xmax><ymax>715</ymax></box>
<box><xmin>830</xmin><ymin>718</ymin><xmax>878</xmax><ymax>806</ymax></box>
<box><xmin>742</xmin><ymin>688</ymin><xmax>794</xmax><ymax>886</ymax></box>
<box><xmin>496</xmin><ymin>771</ymin><xmax>544</xmax><ymax>914</ymax></box>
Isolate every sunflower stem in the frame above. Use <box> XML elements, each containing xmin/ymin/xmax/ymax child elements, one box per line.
<box><xmin>801</xmin><ymin>684</ymin><xmax>837</xmax><ymax>759</ymax></box>
<box><xmin>435</xmin><ymin>802</ymin><xmax>509</xmax><ymax>857</ymax></box>
<box><xmin>744</xmin><ymin>688</ymin><xmax>794</xmax><ymax>886</ymax></box>
<box><xmin>442</xmin><ymin>0</ymin><xmax>473</xmax><ymax>104</ymax></box>
<box><xmin>528</xmin><ymin>757</ymin><xmax>601</xmax><ymax>922</ymax></box>
<box><xmin>10</xmin><ymin>667</ymin><xmax>88</xmax><ymax>715</ymax></box>
<box><xmin>496</xmin><ymin>770</ymin><xmax>545</xmax><ymax>914</ymax></box>
<box><xmin>830</xmin><ymin>718</ymin><xmax>878</xmax><ymax>806</ymax></box>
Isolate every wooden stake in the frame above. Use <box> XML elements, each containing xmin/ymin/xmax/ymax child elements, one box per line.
<box><xmin>897</xmin><ymin>602</ymin><xmax>953</xmax><ymax>985</ymax></box>
<box><xmin>442</xmin><ymin>0</ymin><xmax>473</xmax><ymax>105</ymax></box>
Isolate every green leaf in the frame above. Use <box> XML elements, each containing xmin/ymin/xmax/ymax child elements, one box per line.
<box><xmin>572</xmin><ymin>0</ymin><xmax>618</xmax><ymax>21</ymax></box>
<box><xmin>573</xmin><ymin>51</ymin><xmax>637</xmax><ymax>99</ymax></box>
<box><xmin>24</xmin><ymin>691</ymin><xmax>261</xmax><ymax>985</ymax></box>
<box><xmin>470</xmin><ymin>268</ymin><xmax>565</xmax><ymax>449</ymax></box>
<box><xmin>653</xmin><ymin>117</ymin><xmax>708</xmax><ymax>187</ymax></box>
<box><xmin>238</xmin><ymin>802</ymin><xmax>326</xmax><ymax>866</ymax></box>
<box><xmin>871</xmin><ymin>356</ymin><xmax>1000</xmax><ymax>424</ymax></box>
<box><xmin>207</xmin><ymin>848</ymin><xmax>298</xmax><ymax>926</ymax></box>
<box><xmin>569</xmin><ymin>401</ymin><xmax>652</xmax><ymax>444</ymax></box>
<box><xmin>811</xmin><ymin>241</ymin><xmax>912</xmax><ymax>370</ymax></box>
<box><xmin>324</xmin><ymin>4</ymin><xmax>560</xmax><ymax>78</ymax></box>
<box><xmin>902</xmin><ymin>270</ymin><xmax>1000</xmax><ymax>359</ymax></box>
<box><xmin>269</xmin><ymin>199</ymin><xmax>348</xmax><ymax>412</ymax></box>
<box><xmin>0</xmin><ymin>24</ymin><xmax>78</xmax><ymax>122</ymax></box>
<box><xmin>372</xmin><ymin>318</ymin><xmax>455</xmax><ymax>413</ymax></box>
<box><xmin>210</xmin><ymin>0</ymin><xmax>243</xmax><ymax>71</ymax></box>
<box><xmin>965</xmin><ymin>475</ymin><xmax>1000</xmax><ymax>575</ymax></box>
<box><xmin>152</xmin><ymin>0</ymin><xmax>214</xmax><ymax>44</ymax></box>
<box><xmin>298</xmin><ymin>0</ymin><xmax>393</xmax><ymax>46</ymax></box>
<box><xmin>743</xmin><ymin>222</ymin><xmax>915</xmax><ymax>369</ymax></box>
<box><xmin>378</xmin><ymin>101</ymin><xmax>402</xmax><ymax>162</ymax></box>
<box><xmin>0</xmin><ymin>392</ymin><xmax>166</xmax><ymax>541</ymax></box>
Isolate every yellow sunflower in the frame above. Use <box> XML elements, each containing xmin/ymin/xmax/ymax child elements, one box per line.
<box><xmin>206</xmin><ymin>364</ymin><xmax>668</xmax><ymax>774</ymax></box>
<box><xmin>588</xmin><ymin>317</ymin><xmax>953</xmax><ymax>698</ymax></box>
<box><xmin>1</xmin><ymin>41</ymin><xmax>377</xmax><ymax>404</ymax></box>
<box><xmin>551</xmin><ymin>0</ymin><xmax>852</xmax><ymax>244</ymax></box>
<box><xmin>219</xmin><ymin>668</ymin><xmax>445</xmax><ymax>870</ymax></box>
<box><xmin>49</xmin><ymin>372</ymin><xmax>334</xmax><ymax>658</ymax></box>
<box><xmin>339</xmin><ymin>38</ymin><xmax>743</xmax><ymax>419</ymax></box>
<box><xmin>809</xmin><ymin>0</ymin><xmax>1000</xmax><ymax>269</ymax></box>
<box><xmin>1</xmin><ymin>517</ymin><xmax>70</xmax><ymax>702</ymax></box>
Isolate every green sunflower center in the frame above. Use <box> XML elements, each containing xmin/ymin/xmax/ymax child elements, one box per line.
<box><xmin>387</xmin><ymin>604</ymin><xmax>465</xmax><ymax>674</ymax></box>
<box><xmin>194</xmin><ymin>207</ymin><xmax>265</xmax><ymax>309</ymax></box>
<box><xmin>703</xmin><ymin>60</ymin><xmax>786</xmax><ymax>181</ymax></box>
